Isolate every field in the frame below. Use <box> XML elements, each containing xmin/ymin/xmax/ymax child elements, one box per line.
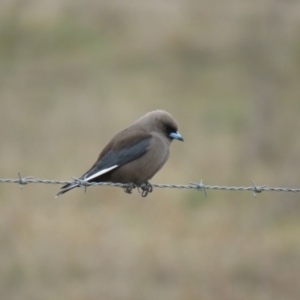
<box><xmin>1</xmin><ymin>1</ymin><xmax>300</xmax><ymax>299</ymax></box>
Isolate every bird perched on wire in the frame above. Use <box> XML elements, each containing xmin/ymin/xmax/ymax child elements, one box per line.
<box><xmin>56</xmin><ymin>110</ymin><xmax>183</xmax><ymax>197</ymax></box>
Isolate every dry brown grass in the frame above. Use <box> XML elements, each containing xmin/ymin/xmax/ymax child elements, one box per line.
<box><xmin>1</xmin><ymin>1</ymin><xmax>300</xmax><ymax>299</ymax></box>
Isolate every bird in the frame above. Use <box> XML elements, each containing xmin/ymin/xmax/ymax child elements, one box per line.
<box><xmin>56</xmin><ymin>110</ymin><xmax>183</xmax><ymax>197</ymax></box>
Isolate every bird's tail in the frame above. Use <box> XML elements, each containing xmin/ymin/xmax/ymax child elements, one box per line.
<box><xmin>55</xmin><ymin>182</ymin><xmax>79</xmax><ymax>198</ymax></box>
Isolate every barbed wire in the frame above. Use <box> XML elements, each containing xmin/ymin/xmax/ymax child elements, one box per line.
<box><xmin>0</xmin><ymin>173</ymin><xmax>299</xmax><ymax>197</ymax></box>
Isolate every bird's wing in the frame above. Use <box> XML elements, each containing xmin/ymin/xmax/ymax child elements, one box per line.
<box><xmin>82</xmin><ymin>134</ymin><xmax>152</xmax><ymax>182</ymax></box>
<box><xmin>55</xmin><ymin>131</ymin><xmax>152</xmax><ymax>197</ymax></box>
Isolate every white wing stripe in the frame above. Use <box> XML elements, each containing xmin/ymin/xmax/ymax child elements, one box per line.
<box><xmin>84</xmin><ymin>165</ymin><xmax>118</xmax><ymax>182</ymax></box>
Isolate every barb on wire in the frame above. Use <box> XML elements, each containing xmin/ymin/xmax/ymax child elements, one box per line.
<box><xmin>190</xmin><ymin>179</ymin><xmax>207</xmax><ymax>197</ymax></box>
<box><xmin>72</xmin><ymin>176</ymin><xmax>89</xmax><ymax>193</ymax></box>
<box><xmin>0</xmin><ymin>173</ymin><xmax>300</xmax><ymax>196</ymax></box>
<box><xmin>251</xmin><ymin>179</ymin><xmax>267</xmax><ymax>197</ymax></box>
<box><xmin>18</xmin><ymin>172</ymin><xmax>33</xmax><ymax>189</ymax></box>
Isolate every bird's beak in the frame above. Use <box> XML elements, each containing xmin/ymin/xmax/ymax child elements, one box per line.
<box><xmin>169</xmin><ymin>131</ymin><xmax>184</xmax><ymax>141</ymax></box>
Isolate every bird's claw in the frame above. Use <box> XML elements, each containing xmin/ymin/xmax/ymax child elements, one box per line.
<box><xmin>139</xmin><ymin>182</ymin><xmax>153</xmax><ymax>197</ymax></box>
<box><xmin>124</xmin><ymin>182</ymin><xmax>152</xmax><ymax>197</ymax></box>
<box><xmin>124</xmin><ymin>183</ymin><xmax>136</xmax><ymax>194</ymax></box>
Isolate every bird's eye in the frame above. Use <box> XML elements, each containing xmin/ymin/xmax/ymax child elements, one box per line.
<box><xmin>164</xmin><ymin>124</ymin><xmax>176</xmax><ymax>134</ymax></box>
<box><xmin>164</xmin><ymin>125</ymin><xmax>171</xmax><ymax>132</ymax></box>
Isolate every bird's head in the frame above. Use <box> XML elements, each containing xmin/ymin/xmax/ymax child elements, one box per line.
<box><xmin>136</xmin><ymin>110</ymin><xmax>184</xmax><ymax>142</ymax></box>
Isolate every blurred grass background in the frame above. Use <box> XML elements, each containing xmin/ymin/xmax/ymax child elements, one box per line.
<box><xmin>1</xmin><ymin>0</ymin><xmax>300</xmax><ymax>299</ymax></box>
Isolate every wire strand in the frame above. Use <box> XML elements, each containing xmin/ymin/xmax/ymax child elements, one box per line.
<box><xmin>0</xmin><ymin>173</ymin><xmax>299</xmax><ymax>196</ymax></box>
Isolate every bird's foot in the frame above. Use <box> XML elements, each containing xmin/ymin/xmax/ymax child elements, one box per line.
<box><xmin>124</xmin><ymin>183</ymin><xmax>136</xmax><ymax>194</ymax></box>
<box><xmin>139</xmin><ymin>182</ymin><xmax>153</xmax><ymax>197</ymax></box>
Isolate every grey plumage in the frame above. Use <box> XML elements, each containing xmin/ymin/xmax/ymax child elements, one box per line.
<box><xmin>56</xmin><ymin>110</ymin><xmax>183</xmax><ymax>197</ymax></box>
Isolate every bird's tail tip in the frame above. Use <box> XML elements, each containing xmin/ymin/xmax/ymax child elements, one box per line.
<box><xmin>55</xmin><ymin>192</ymin><xmax>62</xmax><ymax>198</ymax></box>
<box><xmin>55</xmin><ymin>190</ymin><xmax>67</xmax><ymax>198</ymax></box>
<box><xmin>55</xmin><ymin>183</ymin><xmax>78</xmax><ymax>198</ymax></box>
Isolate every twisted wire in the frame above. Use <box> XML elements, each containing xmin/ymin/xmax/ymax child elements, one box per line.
<box><xmin>0</xmin><ymin>173</ymin><xmax>299</xmax><ymax>195</ymax></box>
